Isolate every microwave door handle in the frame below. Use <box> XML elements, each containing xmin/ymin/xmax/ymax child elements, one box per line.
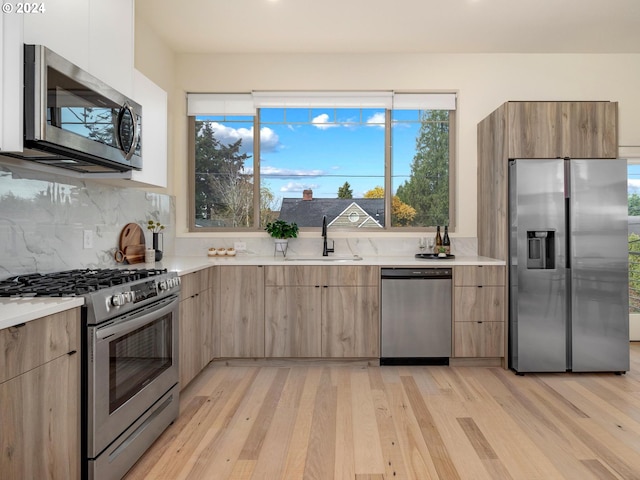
<box><xmin>117</xmin><ymin>103</ymin><xmax>139</xmax><ymax>161</ymax></box>
<box><xmin>96</xmin><ymin>296</ymin><xmax>178</xmax><ymax>340</ymax></box>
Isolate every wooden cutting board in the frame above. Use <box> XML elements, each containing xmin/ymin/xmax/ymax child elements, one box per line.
<box><xmin>118</xmin><ymin>223</ymin><xmax>146</xmax><ymax>264</ymax></box>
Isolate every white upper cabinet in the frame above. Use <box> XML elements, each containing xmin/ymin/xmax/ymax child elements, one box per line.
<box><xmin>23</xmin><ymin>0</ymin><xmax>133</xmax><ymax>96</ymax></box>
<box><xmin>131</xmin><ymin>70</ymin><xmax>168</xmax><ymax>188</ymax></box>
<box><xmin>1</xmin><ymin>14</ymin><xmax>24</xmax><ymax>152</ymax></box>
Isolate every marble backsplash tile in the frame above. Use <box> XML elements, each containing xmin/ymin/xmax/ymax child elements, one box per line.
<box><xmin>174</xmin><ymin>234</ymin><xmax>478</xmax><ymax>258</ymax></box>
<box><xmin>0</xmin><ymin>164</ymin><xmax>173</xmax><ymax>278</ymax></box>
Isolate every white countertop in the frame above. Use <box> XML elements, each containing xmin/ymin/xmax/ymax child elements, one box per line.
<box><xmin>0</xmin><ymin>254</ymin><xmax>504</xmax><ymax>329</ymax></box>
<box><xmin>157</xmin><ymin>254</ymin><xmax>505</xmax><ymax>276</ymax></box>
<box><xmin>0</xmin><ymin>297</ymin><xmax>85</xmax><ymax>330</ymax></box>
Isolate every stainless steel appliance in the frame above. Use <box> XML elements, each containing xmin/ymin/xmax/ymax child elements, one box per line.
<box><xmin>0</xmin><ymin>268</ymin><xmax>180</xmax><ymax>480</ymax></box>
<box><xmin>509</xmin><ymin>158</ymin><xmax>629</xmax><ymax>373</ymax></box>
<box><xmin>380</xmin><ymin>268</ymin><xmax>452</xmax><ymax>365</ymax></box>
<box><xmin>2</xmin><ymin>44</ymin><xmax>142</xmax><ymax>174</ymax></box>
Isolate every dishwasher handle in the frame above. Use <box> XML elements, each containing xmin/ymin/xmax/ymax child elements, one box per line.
<box><xmin>381</xmin><ymin>268</ymin><xmax>452</xmax><ymax>279</ymax></box>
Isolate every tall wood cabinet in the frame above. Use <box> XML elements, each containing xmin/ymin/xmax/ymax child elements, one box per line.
<box><xmin>478</xmin><ymin>101</ymin><xmax>618</xmax><ymax>261</ymax></box>
<box><xmin>0</xmin><ymin>309</ymin><xmax>80</xmax><ymax>479</ymax></box>
<box><xmin>264</xmin><ymin>265</ymin><xmax>379</xmax><ymax>358</ymax></box>
<box><xmin>179</xmin><ymin>267</ymin><xmax>218</xmax><ymax>389</ymax></box>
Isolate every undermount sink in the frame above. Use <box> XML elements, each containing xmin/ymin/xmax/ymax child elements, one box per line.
<box><xmin>284</xmin><ymin>254</ymin><xmax>363</xmax><ymax>262</ymax></box>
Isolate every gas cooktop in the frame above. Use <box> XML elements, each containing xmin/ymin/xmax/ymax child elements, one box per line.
<box><xmin>0</xmin><ymin>268</ymin><xmax>168</xmax><ymax>297</ymax></box>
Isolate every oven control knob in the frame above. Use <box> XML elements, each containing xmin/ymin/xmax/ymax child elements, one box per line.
<box><xmin>158</xmin><ymin>280</ymin><xmax>168</xmax><ymax>291</ymax></box>
<box><xmin>110</xmin><ymin>293</ymin><xmax>126</xmax><ymax>307</ymax></box>
<box><xmin>124</xmin><ymin>291</ymin><xmax>135</xmax><ymax>303</ymax></box>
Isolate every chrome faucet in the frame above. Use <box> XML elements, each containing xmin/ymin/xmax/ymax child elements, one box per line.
<box><xmin>322</xmin><ymin>215</ymin><xmax>334</xmax><ymax>256</ymax></box>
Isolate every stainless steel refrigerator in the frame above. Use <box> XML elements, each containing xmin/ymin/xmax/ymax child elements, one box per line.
<box><xmin>509</xmin><ymin>158</ymin><xmax>629</xmax><ymax>373</ymax></box>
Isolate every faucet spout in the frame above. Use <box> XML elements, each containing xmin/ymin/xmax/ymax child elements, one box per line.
<box><xmin>322</xmin><ymin>215</ymin><xmax>334</xmax><ymax>256</ymax></box>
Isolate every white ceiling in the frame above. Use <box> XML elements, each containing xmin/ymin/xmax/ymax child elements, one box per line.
<box><xmin>136</xmin><ymin>0</ymin><xmax>640</xmax><ymax>54</ymax></box>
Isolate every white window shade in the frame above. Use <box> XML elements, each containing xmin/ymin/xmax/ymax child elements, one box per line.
<box><xmin>252</xmin><ymin>91</ymin><xmax>393</xmax><ymax>109</ymax></box>
<box><xmin>187</xmin><ymin>93</ymin><xmax>255</xmax><ymax>116</ymax></box>
<box><xmin>392</xmin><ymin>93</ymin><xmax>456</xmax><ymax>110</ymax></box>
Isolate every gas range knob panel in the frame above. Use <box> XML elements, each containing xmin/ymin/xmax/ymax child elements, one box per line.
<box><xmin>110</xmin><ymin>291</ymin><xmax>135</xmax><ymax>307</ymax></box>
<box><xmin>110</xmin><ymin>293</ymin><xmax>127</xmax><ymax>307</ymax></box>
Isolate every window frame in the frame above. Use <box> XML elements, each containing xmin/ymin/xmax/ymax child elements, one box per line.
<box><xmin>188</xmin><ymin>94</ymin><xmax>456</xmax><ymax>233</ymax></box>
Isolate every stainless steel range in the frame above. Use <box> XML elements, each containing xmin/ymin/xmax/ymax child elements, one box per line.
<box><xmin>0</xmin><ymin>268</ymin><xmax>181</xmax><ymax>480</ymax></box>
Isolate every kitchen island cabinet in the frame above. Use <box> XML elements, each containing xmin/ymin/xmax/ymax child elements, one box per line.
<box><xmin>453</xmin><ymin>266</ymin><xmax>505</xmax><ymax>359</ymax></box>
<box><xmin>264</xmin><ymin>265</ymin><xmax>379</xmax><ymax>358</ymax></box>
<box><xmin>0</xmin><ymin>308</ymin><xmax>80</xmax><ymax>479</ymax></box>
<box><xmin>219</xmin><ymin>265</ymin><xmax>265</xmax><ymax>358</ymax></box>
<box><xmin>178</xmin><ymin>267</ymin><xmax>218</xmax><ymax>389</ymax></box>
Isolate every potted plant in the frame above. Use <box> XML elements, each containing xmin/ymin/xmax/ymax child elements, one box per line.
<box><xmin>264</xmin><ymin>219</ymin><xmax>299</xmax><ymax>256</ymax></box>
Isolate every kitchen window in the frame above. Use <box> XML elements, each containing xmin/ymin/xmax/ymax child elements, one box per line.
<box><xmin>188</xmin><ymin>92</ymin><xmax>456</xmax><ymax>231</ymax></box>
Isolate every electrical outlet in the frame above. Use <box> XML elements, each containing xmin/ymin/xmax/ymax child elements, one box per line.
<box><xmin>83</xmin><ymin>229</ymin><xmax>94</xmax><ymax>249</ymax></box>
<box><xmin>234</xmin><ymin>241</ymin><xmax>247</xmax><ymax>252</ymax></box>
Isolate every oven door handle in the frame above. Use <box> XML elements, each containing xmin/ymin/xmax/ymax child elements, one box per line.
<box><xmin>96</xmin><ymin>296</ymin><xmax>178</xmax><ymax>340</ymax></box>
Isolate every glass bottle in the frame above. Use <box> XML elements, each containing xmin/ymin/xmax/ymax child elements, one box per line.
<box><xmin>443</xmin><ymin>226</ymin><xmax>451</xmax><ymax>255</ymax></box>
<box><xmin>435</xmin><ymin>226</ymin><xmax>443</xmax><ymax>254</ymax></box>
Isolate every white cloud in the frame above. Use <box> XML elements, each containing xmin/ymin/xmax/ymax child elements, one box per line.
<box><xmin>366</xmin><ymin>112</ymin><xmax>386</xmax><ymax>128</ymax></box>
<box><xmin>312</xmin><ymin>113</ymin><xmax>338</xmax><ymax>130</ymax></box>
<box><xmin>280</xmin><ymin>182</ymin><xmax>320</xmax><ymax>192</ymax></box>
<box><xmin>261</xmin><ymin>166</ymin><xmax>325</xmax><ymax>178</ymax></box>
<box><xmin>629</xmin><ymin>179</ymin><xmax>640</xmax><ymax>192</ymax></box>
<box><xmin>201</xmin><ymin>122</ymin><xmax>280</xmax><ymax>154</ymax></box>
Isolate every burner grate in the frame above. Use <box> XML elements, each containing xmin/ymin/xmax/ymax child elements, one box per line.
<box><xmin>0</xmin><ymin>268</ymin><xmax>168</xmax><ymax>297</ymax></box>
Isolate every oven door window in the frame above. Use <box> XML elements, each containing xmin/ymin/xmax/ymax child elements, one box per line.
<box><xmin>109</xmin><ymin>313</ymin><xmax>172</xmax><ymax>414</ymax></box>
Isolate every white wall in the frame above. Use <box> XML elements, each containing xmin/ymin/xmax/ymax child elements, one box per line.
<box><xmin>146</xmin><ymin>49</ymin><xmax>640</xmax><ymax>239</ymax></box>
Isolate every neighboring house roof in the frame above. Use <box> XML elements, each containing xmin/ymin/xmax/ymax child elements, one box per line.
<box><xmin>279</xmin><ymin>198</ymin><xmax>385</xmax><ymax>227</ymax></box>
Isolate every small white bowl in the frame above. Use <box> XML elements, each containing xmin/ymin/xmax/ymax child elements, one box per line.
<box><xmin>226</xmin><ymin>248</ymin><xmax>236</xmax><ymax>257</ymax></box>
<box><xmin>208</xmin><ymin>248</ymin><xmax>218</xmax><ymax>257</ymax></box>
<box><xmin>217</xmin><ymin>248</ymin><xmax>227</xmax><ymax>256</ymax></box>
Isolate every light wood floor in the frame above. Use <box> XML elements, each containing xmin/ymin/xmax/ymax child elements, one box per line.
<box><xmin>125</xmin><ymin>344</ymin><xmax>640</xmax><ymax>480</ymax></box>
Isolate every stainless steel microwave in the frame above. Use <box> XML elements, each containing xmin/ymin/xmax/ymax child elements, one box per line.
<box><xmin>3</xmin><ymin>45</ymin><xmax>142</xmax><ymax>174</ymax></box>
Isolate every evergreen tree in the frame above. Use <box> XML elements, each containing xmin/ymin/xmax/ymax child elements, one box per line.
<box><xmin>396</xmin><ymin>110</ymin><xmax>450</xmax><ymax>226</ymax></box>
<box><xmin>338</xmin><ymin>181</ymin><xmax>353</xmax><ymax>199</ymax></box>
<box><xmin>629</xmin><ymin>193</ymin><xmax>640</xmax><ymax>215</ymax></box>
<box><xmin>194</xmin><ymin>121</ymin><xmax>251</xmax><ymax>226</ymax></box>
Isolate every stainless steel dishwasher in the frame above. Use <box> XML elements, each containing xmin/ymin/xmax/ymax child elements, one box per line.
<box><xmin>380</xmin><ymin>268</ymin><xmax>452</xmax><ymax>365</ymax></box>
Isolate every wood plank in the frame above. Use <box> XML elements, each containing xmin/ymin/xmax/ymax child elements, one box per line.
<box><xmin>124</xmin><ymin>344</ymin><xmax>640</xmax><ymax>480</ymax></box>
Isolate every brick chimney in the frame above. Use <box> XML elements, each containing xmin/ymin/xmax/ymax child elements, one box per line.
<box><xmin>303</xmin><ymin>189</ymin><xmax>313</xmax><ymax>200</ymax></box>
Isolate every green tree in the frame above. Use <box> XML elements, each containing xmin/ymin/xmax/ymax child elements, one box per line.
<box><xmin>395</xmin><ymin>110</ymin><xmax>450</xmax><ymax>226</ymax></box>
<box><xmin>629</xmin><ymin>193</ymin><xmax>640</xmax><ymax>215</ymax></box>
<box><xmin>194</xmin><ymin>121</ymin><xmax>251</xmax><ymax>227</ymax></box>
<box><xmin>338</xmin><ymin>181</ymin><xmax>353</xmax><ymax>199</ymax></box>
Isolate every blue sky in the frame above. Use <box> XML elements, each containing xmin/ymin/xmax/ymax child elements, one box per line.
<box><xmin>202</xmin><ymin>108</ymin><xmax>421</xmax><ymax>210</ymax></box>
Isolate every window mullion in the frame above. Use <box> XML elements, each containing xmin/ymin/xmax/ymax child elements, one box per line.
<box><xmin>385</xmin><ymin>109</ymin><xmax>392</xmax><ymax>229</ymax></box>
<box><xmin>254</xmin><ymin>110</ymin><xmax>261</xmax><ymax>229</ymax></box>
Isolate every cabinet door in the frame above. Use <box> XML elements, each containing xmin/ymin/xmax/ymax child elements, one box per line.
<box><xmin>323</xmin><ymin>265</ymin><xmax>379</xmax><ymax>286</ymax></box>
<box><xmin>1</xmin><ymin>14</ymin><xmax>23</xmax><ymax>152</ymax></box>
<box><xmin>0</xmin><ymin>353</ymin><xmax>80</xmax><ymax>479</ymax></box>
<box><xmin>265</xmin><ymin>286</ymin><xmax>321</xmax><ymax>357</ymax></box>
<box><xmin>508</xmin><ymin>102</ymin><xmax>562</xmax><ymax>158</ymax></box>
<box><xmin>219</xmin><ymin>266</ymin><xmax>264</xmax><ymax>358</ymax></box>
<box><xmin>561</xmin><ymin>102</ymin><xmax>617</xmax><ymax>158</ymax></box>
<box><xmin>454</xmin><ymin>322</ymin><xmax>504</xmax><ymax>357</ymax></box>
<box><xmin>455</xmin><ymin>265</ymin><xmax>505</xmax><ymax>286</ymax></box>
<box><xmin>322</xmin><ymin>286</ymin><xmax>379</xmax><ymax>357</ymax></box>
<box><xmin>179</xmin><ymin>295</ymin><xmax>200</xmax><ymax>388</ymax></box>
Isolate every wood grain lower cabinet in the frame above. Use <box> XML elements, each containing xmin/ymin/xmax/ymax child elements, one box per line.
<box><xmin>179</xmin><ymin>267</ymin><xmax>217</xmax><ymax>389</ymax></box>
<box><xmin>0</xmin><ymin>309</ymin><xmax>80</xmax><ymax>479</ymax></box>
<box><xmin>219</xmin><ymin>265</ymin><xmax>264</xmax><ymax>358</ymax></box>
<box><xmin>453</xmin><ymin>266</ymin><xmax>505</xmax><ymax>358</ymax></box>
<box><xmin>264</xmin><ymin>266</ymin><xmax>379</xmax><ymax>358</ymax></box>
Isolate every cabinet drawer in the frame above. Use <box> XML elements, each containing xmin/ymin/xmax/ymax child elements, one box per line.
<box><xmin>180</xmin><ymin>267</ymin><xmax>215</xmax><ymax>299</ymax></box>
<box><xmin>454</xmin><ymin>266</ymin><xmax>505</xmax><ymax>286</ymax></box>
<box><xmin>0</xmin><ymin>308</ymin><xmax>79</xmax><ymax>384</ymax></box>
<box><xmin>454</xmin><ymin>286</ymin><xmax>505</xmax><ymax>323</ymax></box>
<box><xmin>454</xmin><ymin>321</ymin><xmax>504</xmax><ymax>358</ymax></box>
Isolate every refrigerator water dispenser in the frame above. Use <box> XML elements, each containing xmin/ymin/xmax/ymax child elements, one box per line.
<box><xmin>527</xmin><ymin>231</ymin><xmax>555</xmax><ymax>269</ymax></box>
